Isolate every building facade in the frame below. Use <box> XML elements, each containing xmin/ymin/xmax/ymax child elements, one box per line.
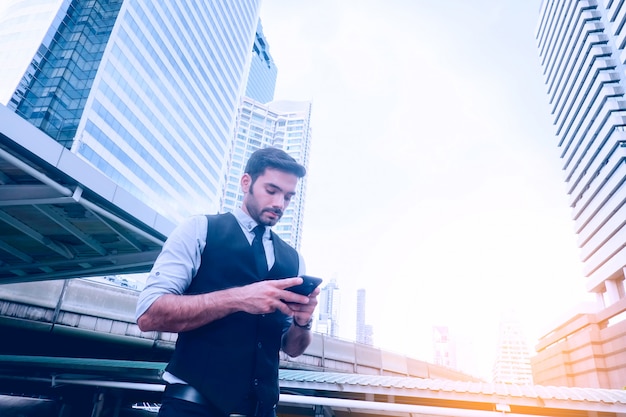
<box><xmin>356</xmin><ymin>288</ymin><xmax>373</xmax><ymax>345</ymax></box>
<box><xmin>534</xmin><ymin>0</ymin><xmax>626</xmax><ymax>388</ymax></box>
<box><xmin>492</xmin><ymin>316</ymin><xmax>533</xmax><ymax>385</ymax></box>
<box><xmin>316</xmin><ymin>278</ymin><xmax>341</xmax><ymax>337</ymax></box>
<box><xmin>0</xmin><ymin>0</ymin><xmax>67</xmax><ymax>105</ymax></box>
<box><xmin>1</xmin><ymin>0</ymin><xmax>261</xmax><ymax>222</ymax></box>
<box><xmin>221</xmin><ymin>98</ymin><xmax>312</xmax><ymax>249</ymax></box>
<box><xmin>432</xmin><ymin>326</ymin><xmax>457</xmax><ymax>370</ymax></box>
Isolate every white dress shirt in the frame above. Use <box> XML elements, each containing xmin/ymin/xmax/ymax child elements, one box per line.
<box><xmin>135</xmin><ymin>208</ymin><xmax>305</xmax><ymax>321</ymax></box>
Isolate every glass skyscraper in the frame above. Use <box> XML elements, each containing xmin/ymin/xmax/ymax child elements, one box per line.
<box><xmin>0</xmin><ymin>0</ymin><xmax>68</xmax><ymax>105</ymax></box>
<box><xmin>1</xmin><ymin>0</ymin><xmax>262</xmax><ymax>221</ymax></box>
<box><xmin>244</xmin><ymin>21</ymin><xmax>277</xmax><ymax>104</ymax></box>
<box><xmin>222</xmin><ymin>98</ymin><xmax>312</xmax><ymax>249</ymax></box>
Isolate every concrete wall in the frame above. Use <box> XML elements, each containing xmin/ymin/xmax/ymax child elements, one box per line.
<box><xmin>0</xmin><ymin>279</ymin><xmax>480</xmax><ymax>382</ymax></box>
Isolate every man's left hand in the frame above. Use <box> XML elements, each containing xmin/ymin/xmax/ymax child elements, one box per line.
<box><xmin>286</xmin><ymin>287</ymin><xmax>319</xmax><ymax>326</ymax></box>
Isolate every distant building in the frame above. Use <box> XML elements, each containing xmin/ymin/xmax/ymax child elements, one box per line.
<box><xmin>1</xmin><ymin>0</ymin><xmax>262</xmax><ymax>221</ymax></box>
<box><xmin>221</xmin><ymin>98</ymin><xmax>313</xmax><ymax>249</ymax></box>
<box><xmin>316</xmin><ymin>278</ymin><xmax>341</xmax><ymax>337</ymax></box>
<box><xmin>244</xmin><ymin>21</ymin><xmax>277</xmax><ymax>104</ymax></box>
<box><xmin>492</xmin><ymin>314</ymin><xmax>533</xmax><ymax>385</ymax></box>
<box><xmin>534</xmin><ymin>0</ymin><xmax>626</xmax><ymax>388</ymax></box>
<box><xmin>363</xmin><ymin>324</ymin><xmax>373</xmax><ymax>346</ymax></box>
<box><xmin>356</xmin><ymin>288</ymin><xmax>373</xmax><ymax>345</ymax></box>
<box><xmin>432</xmin><ymin>326</ymin><xmax>457</xmax><ymax>369</ymax></box>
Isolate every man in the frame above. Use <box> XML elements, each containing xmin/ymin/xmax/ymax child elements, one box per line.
<box><xmin>136</xmin><ymin>147</ymin><xmax>319</xmax><ymax>417</ymax></box>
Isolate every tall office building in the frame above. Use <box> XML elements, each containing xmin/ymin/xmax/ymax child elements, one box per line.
<box><xmin>221</xmin><ymin>98</ymin><xmax>312</xmax><ymax>249</ymax></box>
<box><xmin>492</xmin><ymin>315</ymin><xmax>533</xmax><ymax>385</ymax></box>
<box><xmin>432</xmin><ymin>326</ymin><xmax>457</xmax><ymax>369</ymax></box>
<box><xmin>244</xmin><ymin>21</ymin><xmax>277</xmax><ymax>104</ymax></box>
<box><xmin>1</xmin><ymin>0</ymin><xmax>261</xmax><ymax>221</ymax></box>
<box><xmin>534</xmin><ymin>1</ymin><xmax>626</xmax><ymax>388</ymax></box>
<box><xmin>356</xmin><ymin>288</ymin><xmax>373</xmax><ymax>345</ymax></box>
<box><xmin>316</xmin><ymin>278</ymin><xmax>341</xmax><ymax>337</ymax></box>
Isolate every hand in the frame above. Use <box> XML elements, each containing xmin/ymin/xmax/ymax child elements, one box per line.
<box><xmin>234</xmin><ymin>277</ymin><xmax>311</xmax><ymax>317</ymax></box>
<box><xmin>287</xmin><ymin>286</ymin><xmax>319</xmax><ymax>326</ymax></box>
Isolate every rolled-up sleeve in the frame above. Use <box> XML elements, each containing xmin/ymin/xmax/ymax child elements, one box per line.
<box><xmin>135</xmin><ymin>215</ymin><xmax>207</xmax><ymax>321</ymax></box>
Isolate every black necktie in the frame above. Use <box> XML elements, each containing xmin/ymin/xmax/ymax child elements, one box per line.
<box><xmin>252</xmin><ymin>225</ymin><xmax>268</xmax><ymax>277</ymax></box>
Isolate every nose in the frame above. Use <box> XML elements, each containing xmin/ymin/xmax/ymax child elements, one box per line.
<box><xmin>271</xmin><ymin>193</ymin><xmax>285</xmax><ymax>210</ymax></box>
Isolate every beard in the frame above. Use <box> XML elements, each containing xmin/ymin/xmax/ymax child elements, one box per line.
<box><xmin>257</xmin><ymin>207</ymin><xmax>283</xmax><ymax>226</ymax></box>
<box><xmin>244</xmin><ymin>193</ymin><xmax>283</xmax><ymax>226</ymax></box>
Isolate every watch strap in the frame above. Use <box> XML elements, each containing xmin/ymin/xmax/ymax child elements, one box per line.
<box><xmin>293</xmin><ymin>317</ymin><xmax>313</xmax><ymax>330</ymax></box>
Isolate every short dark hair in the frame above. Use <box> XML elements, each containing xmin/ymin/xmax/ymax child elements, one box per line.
<box><xmin>244</xmin><ymin>147</ymin><xmax>306</xmax><ymax>183</ymax></box>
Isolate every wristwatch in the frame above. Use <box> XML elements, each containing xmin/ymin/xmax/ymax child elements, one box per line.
<box><xmin>293</xmin><ymin>317</ymin><xmax>313</xmax><ymax>330</ymax></box>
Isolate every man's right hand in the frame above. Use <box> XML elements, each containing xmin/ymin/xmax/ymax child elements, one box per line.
<box><xmin>234</xmin><ymin>277</ymin><xmax>310</xmax><ymax>316</ymax></box>
<box><xmin>137</xmin><ymin>277</ymin><xmax>310</xmax><ymax>333</ymax></box>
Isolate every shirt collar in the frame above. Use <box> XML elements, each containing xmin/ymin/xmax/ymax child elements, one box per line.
<box><xmin>234</xmin><ymin>207</ymin><xmax>269</xmax><ymax>238</ymax></box>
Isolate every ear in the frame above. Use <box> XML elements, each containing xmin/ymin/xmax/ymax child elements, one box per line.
<box><xmin>241</xmin><ymin>173</ymin><xmax>252</xmax><ymax>193</ymax></box>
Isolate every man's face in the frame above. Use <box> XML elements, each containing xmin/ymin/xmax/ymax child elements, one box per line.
<box><xmin>241</xmin><ymin>168</ymin><xmax>299</xmax><ymax>226</ymax></box>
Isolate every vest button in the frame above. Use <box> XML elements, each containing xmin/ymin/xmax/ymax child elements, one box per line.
<box><xmin>254</xmin><ymin>378</ymin><xmax>259</xmax><ymax>386</ymax></box>
<box><xmin>257</xmin><ymin>342</ymin><xmax>262</xmax><ymax>349</ymax></box>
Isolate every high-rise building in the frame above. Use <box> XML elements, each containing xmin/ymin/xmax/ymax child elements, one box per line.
<box><xmin>221</xmin><ymin>98</ymin><xmax>312</xmax><ymax>249</ymax></box>
<box><xmin>1</xmin><ymin>0</ymin><xmax>262</xmax><ymax>221</ymax></box>
<box><xmin>534</xmin><ymin>0</ymin><xmax>626</xmax><ymax>388</ymax></box>
<box><xmin>432</xmin><ymin>326</ymin><xmax>457</xmax><ymax>369</ymax></box>
<box><xmin>356</xmin><ymin>288</ymin><xmax>373</xmax><ymax>345</ymax></box>
<box><xmin>492</xmin><ymin>315</ymin><xmax>533</xmax><ymax>385</ymax></box>
<box><xmin>316</xmin><ymin>278</ymin><xmax>341</xmax><ymax>337</ymax></box>
<box><xmin>244</xmin><ymin>21</ymin><xmax>277</xmax><ymax>104</ymax></box>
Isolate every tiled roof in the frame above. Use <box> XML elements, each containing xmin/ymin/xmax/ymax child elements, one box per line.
<box><xmin>280</xmin><ymin>369</ymin><xmax>626</xmax><ymax>411</ymax></box>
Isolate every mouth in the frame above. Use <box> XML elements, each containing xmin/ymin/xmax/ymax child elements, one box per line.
<box><xmin>264</xmin><ymin>208</ymin><xmax>282</xmax><ymax>219</ymax></box>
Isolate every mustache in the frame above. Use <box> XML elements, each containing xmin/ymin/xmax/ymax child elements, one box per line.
<box><xmin>263</xmin><ymin>208</ymin><xmax>283</xmax><ymax>217</ymax></box>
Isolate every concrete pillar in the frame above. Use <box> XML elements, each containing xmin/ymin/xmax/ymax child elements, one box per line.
<box><xmin>604</xmin><ymin>279</ymin><xmax>623</xmax><ymax>305</ymax></box>
<box><xmin>595</xmin><ymin>291</ymin><xmax>605</xmax><ymax>308</ymax></box>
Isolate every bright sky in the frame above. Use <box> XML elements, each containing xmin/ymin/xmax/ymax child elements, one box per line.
<box><xmin>259</xmin><ymin>0</ymin><xmax>596</xmax><ymax>379</ymax></box>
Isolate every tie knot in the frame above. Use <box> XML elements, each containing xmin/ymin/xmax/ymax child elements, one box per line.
<box><xmin>252</xmin><ymin>225</ymin><xmax>265</xmax><ymax>239</ymax></box>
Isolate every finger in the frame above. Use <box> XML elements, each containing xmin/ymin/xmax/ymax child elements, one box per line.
<box><xmin>286</xmin><ymin>299</ymin><xmax>317</xmax><ymax>314</ymax></box>
<box><xmin>275</xmin><ymin>300</ymin><xmax>296</xmax><ymax>316</ymax></box>
<box><xmin>281</xmin><ymin>290</ymin><xmax>310</xmax><ymax>304</ymax></box>
<box><xmin>285</xmin><ymin>302</ymin><xmax>307</xmax><ymax>311</ymax></box>
<box><xmin>273</xmin><ymin>277</ymin><xmax>303</xmax><ymax>289</ymax></box>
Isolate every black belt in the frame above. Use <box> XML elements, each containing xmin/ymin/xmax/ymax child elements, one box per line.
<box><xmin>163</xmin><ymin>385</ymin><xmax>250</xmax><ymax>417</ymax></box>
<box><xmin>163</xmin><ymin>384</ymin><xmax>209</xmax><ymax>406</ymax></box>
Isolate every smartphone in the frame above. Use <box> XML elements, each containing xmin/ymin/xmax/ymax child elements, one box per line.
<box><xmin>286</xmin><ymin>275</ymin><xmax>323</xmax><ymax>296</ymax></box>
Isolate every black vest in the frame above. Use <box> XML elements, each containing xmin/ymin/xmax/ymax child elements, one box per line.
<box><xmin>165</xmin><ymin>213</ymin><xmax>299</xmax><ymax>416</ymax></box>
